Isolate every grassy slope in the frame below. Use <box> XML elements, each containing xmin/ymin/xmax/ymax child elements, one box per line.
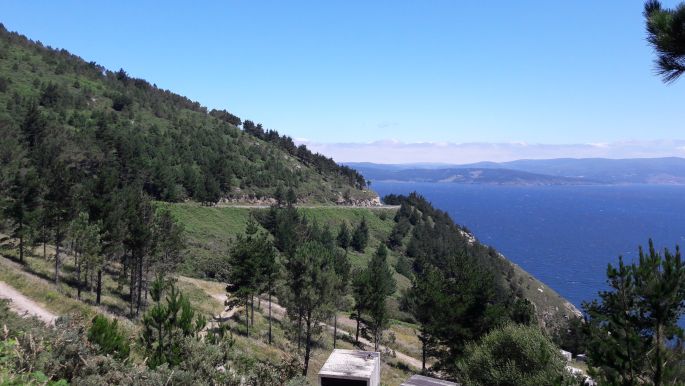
<box><xmin>164</xmin><ymin>202</ymin><xmax>578</xmax><ymax>331</ymax></box>
<box><xmin>160</xmin><ymin>202</ymin><xmax>412</xmax><ymax>296</ymax></box>
<box><xmin>0</xmin><ymin>239</ymin><xmax>412</xmax><ymax>385</ymax></box>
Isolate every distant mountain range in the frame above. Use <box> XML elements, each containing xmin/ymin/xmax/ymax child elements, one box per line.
<box><xmin>347</xmin><ymin>157</ymin><xmax>685</xmax><ymax>185</ymax></box>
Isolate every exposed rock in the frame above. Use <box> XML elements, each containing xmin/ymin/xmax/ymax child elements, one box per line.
<box><xmin>219</xmin><ymin>196</ymin><xmax>277</xmax><ymax>206</ymax></box>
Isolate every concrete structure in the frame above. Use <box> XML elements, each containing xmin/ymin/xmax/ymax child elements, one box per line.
<box><xmin>560</xmin><ymin>349</ymin><xmax>572</xmax><ymax>362</ymax></box>
<box><xmin>401</xmin><ymin>374</ymin><xmax>458</xmax><ymax>386</ymax></box>
<box><xmin>318</xmin><ymin>349</ymin><xmax>380</xmax><ymax>386</ymax></box>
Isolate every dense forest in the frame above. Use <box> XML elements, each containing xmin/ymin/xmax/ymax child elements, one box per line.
<box><xmin>0</xmin><ymin>23</ymin><xmax>369</xmax><ymax>206</ymax></box>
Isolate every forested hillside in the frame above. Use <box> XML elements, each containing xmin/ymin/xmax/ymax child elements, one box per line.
<box><xmin>0</xmin><ymin>24</ymin><xmax>372</xmax><ymax>206</ymax></box>
<box><xmin>0</xmin><ymin>23</ymin><xmax>585</xmax><ymax>385</ymax></box>
<box><xmin>160</xmin><ymin>194</ymin><xmax>580</xmax><ymax>374</ymax></box>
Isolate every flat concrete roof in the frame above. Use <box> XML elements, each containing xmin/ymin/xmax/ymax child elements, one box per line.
<box><xmin>319</xmin><ymin>349</ymin><xmax>380</xmax><ymax>379</ymax></box>
<box><xmin>401</xmin><ymin>374</ymin><xmax>458</xmax><ymax>386</ymax></box>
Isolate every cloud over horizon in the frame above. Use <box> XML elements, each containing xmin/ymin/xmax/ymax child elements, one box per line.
<box><xmin>298</xmin><ymin>139</ymin><xmax>685</xmax><ymax>164</ymax></box>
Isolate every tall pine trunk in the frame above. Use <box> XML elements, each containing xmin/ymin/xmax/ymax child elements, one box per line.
<box><xmin>297</xmin><ymin>311</ymin><xmax>303</xmax><ymax>350</ymax></box>
<box><xmin>136</xmin><ymin>254</ymin><xmax>144</xmax><ymax>315</ymax></box>
<box><xmin>333</xmin><ymin>313</ymin><xmax>338</xmax><ymax>349</ymax></box>
<box><xmin>251</xmin><ymin>295</ymin><xmax>254</xmax><ymax>326</ymax></box>
<box><xmin>374</xmin><ymin>324</ymin><xmax>380</xmax><ymax>351</ymax></box>
<box><xmin>42</xmin><ymin>224</ymin><xmax>47</xmax><ymax>260</ymax></box>
<box><xmin>303</xmin><ymin>310</ymin><xmax>312</xmax><ymax>376</ymax></box>
<box><xmin>96</xmin><ymin>269</ymin><xmax>102</xmax><ymax>305</ymax></box>
<box><xmin>268</xmin><ymin>287</ymin><xmax>273</xmax><ymax>345</ymax></box>
<box><xmin>421</xmin><ymin>335</ymin><xmax>426</xmax><ymax>372</ymax></box>
<box><xmin>245</xmin><ymin>295</ymin><xmax>250</xmax><ymax>337</ymax></box>
<box><xmin>76</xmin><ymin>252</ymin><xmax>81</xmax><ymax>300</ymax></box>
<box><xmin>18</xmin><ymin>220</ymin><xmax>23</xmax><ymax>263</ymax></box>
<box><xmin>144</xmin><ymin>263</ymin><xmax>150</xmax><ymax>305</ymax></box>
<box><xmin>54</xmin><ymin>240</ymin><xmax>61</xmax><ymax>288</ymax></box>
<box><xmin>355</xmin><ymin>307</ymin><xmax>361</xmax><ymax>344</ymax></box>
<box><xmin>129</xmin><ymin>252</ymin><xmax>136</xmax><ymax>317</ymax></box>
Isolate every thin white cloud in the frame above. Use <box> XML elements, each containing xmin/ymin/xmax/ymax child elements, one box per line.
<box><xmin>299</xmin><ymin>139</ymin><xmax>685</xmax><ymax>164</ymax></box>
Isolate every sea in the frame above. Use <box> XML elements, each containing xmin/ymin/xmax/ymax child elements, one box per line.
<box><xmin>372</xmin><ymin>182</ymin><xmax>685</xmax><ymax>310</ymax></box>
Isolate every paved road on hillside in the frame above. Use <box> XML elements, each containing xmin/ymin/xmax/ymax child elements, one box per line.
<box><xmin>216</xmin><ymin>204</ymin><xmax>400</xmax><ymax>209</ymax></box>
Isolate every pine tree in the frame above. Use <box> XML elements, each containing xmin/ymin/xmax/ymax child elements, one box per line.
<box><xmin>405</xmin><ymin>265</ymin><xmax>444</xmax><ymax>371</ymax></box>
<box><xmin>152</xmin><ymin>207</ymin><xmax>184</xmax><ymax>276</ymax></box>
<box><xmin>352</xmin><ymin>267</ymin><xmax>370</xmax><ymax>344</ymax></box>
<box><xmin>283</xmin><ymin>241</ymin><xmax>336</xmax><ymax>376</ymax></box>
<box><xmin>140</xmin><ymin>276</ymin><xmax>206</xmax><ymax>368</ymax></box>
<box><xmin>255</xmin><ymin>225</ymin><xmax>277</xmax><ymax>345</ymax></box>
<box><xmin>4</xmin><ymin>168</ymin><xmax>41</xmax><ymax>263</ymax></box>
<box><xmin>44</xmin><ymin>164</ymin><xmax>72</xmax><ymax>289</ymax></box>
<box><xmin>88</xmin><ymin>315</ymin><xmax>130</xmax><ymax>360</ymax></box>
<box><xmin>644</xmin><ymin>1</ymin><xmax>685</xmax><ymax>83</ymax></box>
<box><xmin>583</xmin><ymin>240</ymin><xmax>685</xmax><ymax>386</ymax></box>
<box><xmin>100</xmin><ymin>190</ymin><xmax>127</xmax><ymax>305</ymax></box>
<box><xmin>351</xmin><ymin>217</ymin><xmax>369</xmax><ymax>253</ymax></box>
<box><xmin>286</xmin><ymin>188</ymin><xmax>297</xmax><ymax>207</ymax></box>
<box><xmin>387</xmin><ymin>217</ymin><xmax>410</xmax><ymax>250</ymax></box>
<box><xmin>274</xmin><ymin>185</ymin><xmax>285</xmax><ymax>208</ymax></box>
<box><xmin>226</xmin><ymin>218</ymin><xmax>262</xmax><ymax>337</ymax></box>
<box><xmin>123</xmin><ymin>188</ymin><xmax>154</xmax><ymax>316</ymax></box>
<box><xmin>332</xmin><ymin>249</ymin><xmax>351</xmax><ymax>348</ymax></box>
<box><xmin>366</xmin><ymin>244</ymin><xmax>396</xmax><ymax>350</ymax></box>
<box><xmin>337</xmin><ymin>222</ymin><xmax>351</xmax><ymax>250</ymax></box>
<box><xmin>67</xmin><ymin>212</ymin><xmax>101</xmax><ymax>300</ymax></box>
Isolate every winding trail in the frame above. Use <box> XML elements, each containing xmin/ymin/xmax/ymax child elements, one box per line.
<box><xmin>0</xmin><ymin>281</ymin><xmax>57</xmax><ymax>325</ymax></box>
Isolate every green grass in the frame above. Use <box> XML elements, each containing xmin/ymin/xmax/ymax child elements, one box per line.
<box><xmin>0</xmin><ymin>233</ymin><xmax>416</xmax><ymax>385</ymax></box>
<box><xmin>157</xmin><ymin>202</ymin><xmax>256</xmax><ymax>243</ymax></box>
<box><xmin>163</xmin><ymin>203</ymin><xmax>413</xmax><ymax>295</ymax></box>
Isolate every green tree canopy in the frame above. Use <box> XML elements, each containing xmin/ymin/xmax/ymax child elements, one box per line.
<box><xmin>283</xmin><ymin>241</ymin><xmax>337</xmax><ymax>376</ymax></box>
<box><xmin>583</xmin><ymin>240</ymin><xmax>685</xmax><ymax>386</ymax></box>
<box><xmin>457</xmin><ymin>324</ymin><xmax>571</xmax><ymax>386</ymax></box>
<box><xmin>351</xmin><ymin>217</ymin><xmax>369</xmax><ymax>252</ymax></box>
<box><xmin>644</xmin><ymin>1</ymin><xmax>685</xmax><ymax>83</ymax></box>
<box><xmin>366</xmin><ymin>244</ymin><xmax>397</xmax><ymax>350</ymax></box>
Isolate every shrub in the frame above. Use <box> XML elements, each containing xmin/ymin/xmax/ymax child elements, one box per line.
<box><xmin>87</xmin><ymin>315</ymin><xmax>130</xmax><ymax>360</ymax></box>
<box><xmin>111</xmin><ymin>93</ymin><xmax>132</xmax><ymax>111</ymax></box>
<box><xmin>394</xmin><ymin>255</ymin><xmax>413</xmax><ymax>279</ymax></box>
<box><xmin>457</xmin><ymin>323</ymin><xmax>570</xmax><ymax>386</ymax></box>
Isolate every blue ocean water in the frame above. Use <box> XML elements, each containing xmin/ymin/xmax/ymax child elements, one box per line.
<box><xmin>372</xmin><ymin>182</ymin><xmax>685</xmax><ymax>309</ymax></box>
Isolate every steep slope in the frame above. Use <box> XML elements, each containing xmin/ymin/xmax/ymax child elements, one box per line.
<box><xmin>0</xmin><ymin>24</ymin><xmax>373</xmax><ymax>204</ymax></box>
<box><xmin>162</xmin><ymin>202</ymin><xmax>579</xmax><ymax>331</ymax></box>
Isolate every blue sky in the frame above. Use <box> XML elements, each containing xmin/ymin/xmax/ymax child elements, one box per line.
<box><xmin>2</xmin><ymin>1</ymin><xmax>684</xmax><ymax>162</ymax></box>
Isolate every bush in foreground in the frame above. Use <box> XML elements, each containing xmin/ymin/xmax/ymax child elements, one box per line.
<box><xmin>457</xmin><ymin>323</ymin><xmax>573</xmax><ymax>386</ymax></box>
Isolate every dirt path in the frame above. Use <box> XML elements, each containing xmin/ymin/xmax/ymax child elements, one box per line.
<box><xmin>0</xmin><ymin>281</ymin><xmax>57</xmax><ymax>325</ymax></box>
<box><xmin>254</xmin><ymin>295</ymin><xmax>424</xmax><ymax>370</ymax></box>
<box><xmin>177</xmin><ymin>276</ymin><xmax>243</xmax><ymax>327</ymax></box>
<box><xmin>178</xmin><ymin>276</ymin><xmax>423</xmax><ymax>369</ymax></box>
<box><xmin>0</xmin><ymin>255</ymin><xmax>132</xmax><ymax>326</ymax></box>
